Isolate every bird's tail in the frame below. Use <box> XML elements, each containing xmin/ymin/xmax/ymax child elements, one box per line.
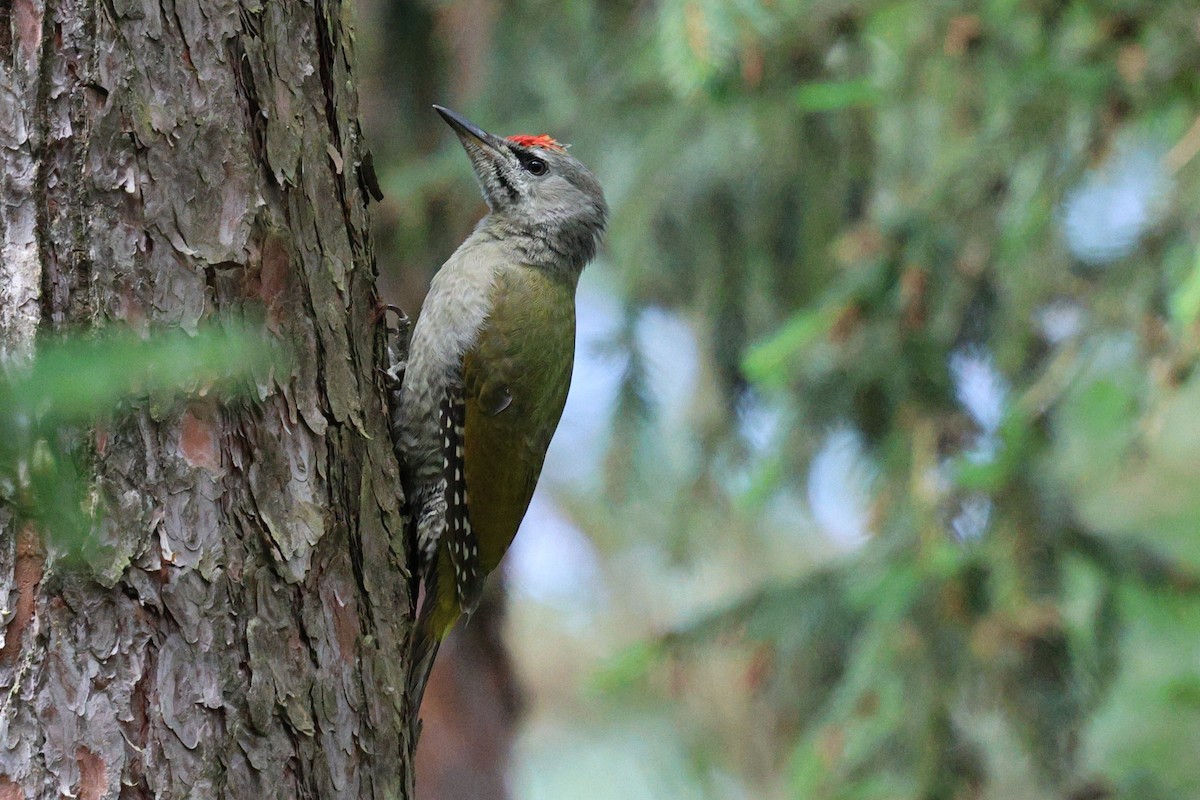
<box><xmin>405</xmin><ymin>606</ymin><xmax>441</xmax><ymax>748</ymax></box>
<box><xmin>404</xmin><ymin>547</ymin><xmax>461</xmax><ymax>748</ymax></box>
<box><xmin>404</xmin><ymin>501</ymin><xmax>437</xmax><ymax>748</ymax></box>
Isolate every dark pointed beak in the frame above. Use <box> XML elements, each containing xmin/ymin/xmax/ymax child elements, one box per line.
<box><xmin>434</xmin><ymin>105</ymin><xmax>517</xmax><ymax>210</ymax></box>
<box><xmin>433</xmin><ymin>105</ymin><xmax>505</xmax><ymax>154</ymax></box>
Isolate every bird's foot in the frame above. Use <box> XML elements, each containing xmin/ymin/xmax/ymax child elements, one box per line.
<box><xmin>376</xmin><ymin>302</ymin><xmax>410</xmax><ymax>388</ymax></box>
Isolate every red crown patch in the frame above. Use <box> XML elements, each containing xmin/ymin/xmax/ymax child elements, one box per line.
<box><xmin>506</xmin><ymin>134</ymin><xmax>567</xmax><ymax>152</ymax></box>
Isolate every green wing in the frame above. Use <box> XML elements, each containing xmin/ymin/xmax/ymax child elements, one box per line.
<box><xmin>433</xmin><ymin>265</ymin><xmax>577</xmax><ymax>633</ymax></box>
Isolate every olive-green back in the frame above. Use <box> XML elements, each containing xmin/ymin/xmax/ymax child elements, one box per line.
<box><xmin>427</xmin><ymin>264</ymin><xmax>577</xmax><ymax>638</ymax></box>
<box><xmin>464</xmin><ymin>265</ymin><xmax>576</xmax><ymax>568</ymax></box>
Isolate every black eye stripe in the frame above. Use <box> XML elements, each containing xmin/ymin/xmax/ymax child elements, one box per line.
<box><xmin>511</xmin><ymin>146</ymin><xmax>550</xmax><ymax>175</ymax></box>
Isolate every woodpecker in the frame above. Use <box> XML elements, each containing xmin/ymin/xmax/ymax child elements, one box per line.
<box><xmin>392</xmin><ymin>106</ymin><xmax>607</xmax><ymax>668</ymax></box>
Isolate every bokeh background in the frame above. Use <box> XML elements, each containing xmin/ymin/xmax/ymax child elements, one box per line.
<box><xmin>358</xmin><ymin>2</ymin><xmax>1200</xmax><ymax>798</ymax></box>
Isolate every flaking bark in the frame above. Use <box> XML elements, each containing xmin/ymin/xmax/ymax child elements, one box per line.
<box><xmin>0</xmin><ymin>0</ymin><xmax>416</xmax><ymax>797</ymax></box>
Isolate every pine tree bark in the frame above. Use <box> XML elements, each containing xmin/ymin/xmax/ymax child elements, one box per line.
<box><xmin>0</xmin><ymin>0</ymin><xmax>415</xmax><ymax>797</ymax></box>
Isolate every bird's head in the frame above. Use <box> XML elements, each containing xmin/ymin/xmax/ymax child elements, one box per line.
<box><xmin>435</xmin><ymin>105</ymin><xmax>607</xmax><ymax>268</ymax></box>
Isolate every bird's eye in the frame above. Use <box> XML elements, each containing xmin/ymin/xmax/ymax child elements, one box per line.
<box><xmin>525</xmin><ymin>158</ymin><xmax>548</xmax><ymax>176</ymax></box>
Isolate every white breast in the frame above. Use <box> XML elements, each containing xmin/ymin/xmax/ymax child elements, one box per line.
<box><xmin>398</xmin><ymin>234</ymin><xmax>502</xmax><ymax>477</ymax></box>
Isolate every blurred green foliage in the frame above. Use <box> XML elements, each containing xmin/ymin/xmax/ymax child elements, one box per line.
<box><xmin>362</xmin><ymin>1</ymin><xmax>1200</xmax><ymax>797</ymax></box>
<box><xmin>0</xmin><ymin>328</ymin><xmax>280</xmax><ymax>559</ymax></box>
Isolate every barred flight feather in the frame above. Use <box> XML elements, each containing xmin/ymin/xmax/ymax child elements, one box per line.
<box><xmin>440</xmin><ymin>388</ymin><xmax>482</xmax><ymax>612</ymax></box>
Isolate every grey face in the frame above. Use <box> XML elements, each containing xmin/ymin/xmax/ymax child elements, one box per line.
<box><xmin>434</xmin><ymin>105</ymin><xmax>608</xmax><ymax>267</ymax></box>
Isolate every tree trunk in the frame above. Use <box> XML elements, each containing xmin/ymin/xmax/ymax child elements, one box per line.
<box><xmin>0</xmin><ymin>0</ymin><xmax>415</xmax><ymax>797</ymax></box>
